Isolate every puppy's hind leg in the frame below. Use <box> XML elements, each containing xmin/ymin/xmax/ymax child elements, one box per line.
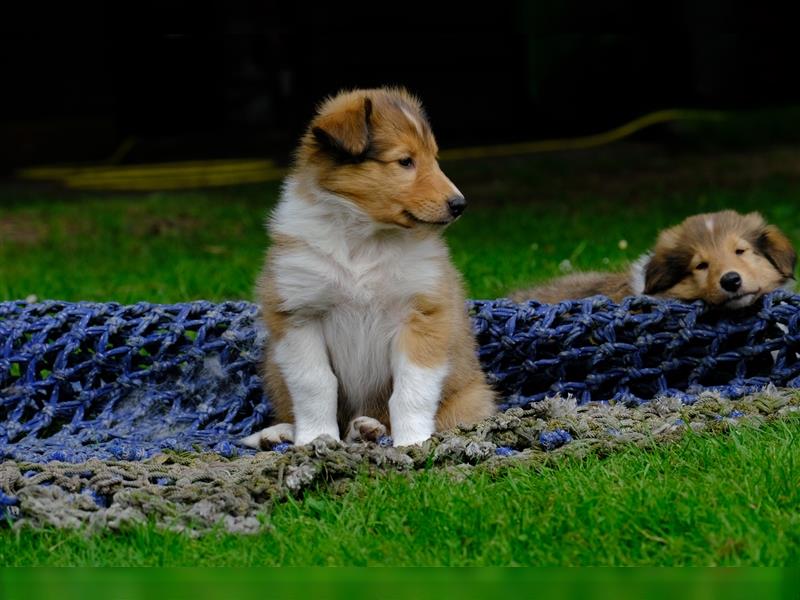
<box><xmin>345</xmin><ymin>416</ymin><xmax>387</xmax><ymax>443</ymax></box>
<box><xmin>436</xmin><ymin>376</ymin><xmax>496</xmax><ymax>431</ymax></box>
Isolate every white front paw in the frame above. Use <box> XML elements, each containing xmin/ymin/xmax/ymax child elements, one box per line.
<box><xmin>239</xmin><ymin>422</ymin><xmax>294</xmax><ymax>449</ymax></box>
<box><xmin>390</xmin><ymin>415</ymin><xmax>435</xmax><ymax>447</ymax></box>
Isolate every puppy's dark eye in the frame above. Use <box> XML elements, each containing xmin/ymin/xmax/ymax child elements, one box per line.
<box><xmin>398</xmin><ymin>157</ymin><xmax>415</xmax><ymax>168</ymax></box>
<box><xmin>695</xmin><ymin>262</ymin><xmax>709</xmax><ymax>271</ymax></box>
<box><xmin>735</xmin><ymin>248</ymin><xmax>746</xmax><ymax>255</ymax></box>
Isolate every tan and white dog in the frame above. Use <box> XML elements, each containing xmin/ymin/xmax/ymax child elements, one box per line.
<box><xmin>241</xmin><ymin>87</ymin><xmax>495</xmax><ymax>449</ymax></box>
<box><xmin>511</xmin><ymin>210</ymin><xmax>796</xmax><ymax>308</ymax></box>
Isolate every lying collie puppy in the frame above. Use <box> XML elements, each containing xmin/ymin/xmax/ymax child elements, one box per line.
<box><xmin>242</xmin><ymin>87</ymin><xmax>495</xmax><ymax>449</ymax></box>
<box><xmin>511</xmin><ymin>210</ymin><xmax>796</xmax><ymax>309</ymax></box>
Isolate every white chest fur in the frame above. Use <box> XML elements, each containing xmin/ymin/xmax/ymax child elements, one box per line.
<box><xmin>268</xmin><ymin>179</ymin><xmax>447</xmax><ymax>410</ymax></box>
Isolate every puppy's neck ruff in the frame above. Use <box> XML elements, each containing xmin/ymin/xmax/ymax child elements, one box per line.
<box><xmin>269</xmin><ymin>176</ymin><xmax>449</xmax><ymax>312</ymax></box>
<box><xmin>271</xmin><ymin>176</ymin><xmax>444</xmax><ymax>252</ymax></box>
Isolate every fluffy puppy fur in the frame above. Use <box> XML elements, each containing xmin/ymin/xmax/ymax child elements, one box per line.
<box><xmin>242</xmin><ymin>87</ymin><xmax>495</xmax><ymax>449</ymax></box>
<box><xmin>511</xmin><ymin>210</ymin><xmax>796</xmax><ymax>309</ymax></box>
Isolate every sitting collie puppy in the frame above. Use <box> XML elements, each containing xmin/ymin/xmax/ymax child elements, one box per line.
<box><xmin>241</xmin><ymin>87</ymin><xmax>495</xmax><ymax>449</ymax></box>
<box><xmin>511</xmin><ymin>210</ymin><xmax>796</xmax><ymax>309</ymax></box>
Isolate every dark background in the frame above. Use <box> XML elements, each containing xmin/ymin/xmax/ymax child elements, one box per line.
<box><xmin>2</xmin><ymin>3</ymin><xmax>798</xmax><ymax>171</ymax></box>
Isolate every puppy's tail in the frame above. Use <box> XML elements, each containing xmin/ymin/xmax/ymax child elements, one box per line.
<box><xmin>510</xmin><ymin>272</ymin><xmax>631</xmax><ymax>304</ymax></box>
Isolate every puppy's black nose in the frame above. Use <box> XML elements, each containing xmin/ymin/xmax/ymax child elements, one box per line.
<box><xmin>447</xmin><ymin>196</ymin><xmax>466</xmax><ymax>218</ymax></box>
<box><xmin>720</xmin><ymin>271</ymin><xmax>742</xmax><ymax>292</ymax></box>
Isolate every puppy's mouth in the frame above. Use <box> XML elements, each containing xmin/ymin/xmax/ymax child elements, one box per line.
<box><xmin>402</xmin><ymin>210</ymin><xmax>451</xmax><ymax>227</ymax></box>
<box><xmin>720</xmin><ymin>289</ymin><xmax>761</xmax><ymax>308</ymax></box>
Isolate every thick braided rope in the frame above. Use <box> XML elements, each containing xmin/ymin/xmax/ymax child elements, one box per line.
<box><xmin>2</xmin><ymin>390</ymin><xmax>798</xmax><ymax>534</ymax></box>
<box><xmin>2</xmin><ymin>292</ymin><xmax>800</xmax><ymax>464</ymax></box>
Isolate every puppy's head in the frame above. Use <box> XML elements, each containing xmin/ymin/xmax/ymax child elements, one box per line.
<box><xmin>644</xmin><ymin>210</ymin><xmax>796</xmax><ymax>308</ymax></box>
<box><xmin>296</xmin><ymin>87</ymin><xmax>465</xmax><ymax>229</ymax></box>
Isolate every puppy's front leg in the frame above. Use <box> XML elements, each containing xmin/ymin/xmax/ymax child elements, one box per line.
<box><xmin>389</xmin><ymin>297</ymin><xmax>449</xmax><ymax>447</ymax></box>
<box><xmin>274</xmin><ymin>320</ymin><xmax>340</xmax><ymax>444</ymax></box>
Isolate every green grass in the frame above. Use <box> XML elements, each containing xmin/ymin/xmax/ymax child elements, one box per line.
<box><xmin>4</xmin><ymin>145</ymin><xmax>800</xmax><ymax>303</ymax></box>
<box><xmin>2</xmin><ymin>141</ymin><xmax>800</xmax><ymax>565</ymax></box>
<box><xmin>1</xmin><ymin>420</ymin><xmax>798</xmax><ymax>566</ymax></box>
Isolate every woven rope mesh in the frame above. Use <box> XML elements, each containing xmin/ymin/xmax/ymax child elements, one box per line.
<box><xmin>2</xmin><ymin>292</ymin><xmax>800</xmax><ymax>464</ymax></box>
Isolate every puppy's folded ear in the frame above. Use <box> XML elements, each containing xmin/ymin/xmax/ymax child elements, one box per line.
<box><xmin>312</xmin><ymin>97</ymin><xmax>372</xmax><ymax>160</ymax></box>
<box><xmin>644</xmin><ymin>252</ymin><xmax>690</xmax><ymax>295</ymax></box>
<box><xmin>757</xmin><ymin>225</ymin><xmax>797</xmax><ymax>279</ymax></box>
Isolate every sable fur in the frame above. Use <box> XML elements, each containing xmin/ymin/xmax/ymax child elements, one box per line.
<box><xmin>510</xmin><ymin>271</ymin><xmax>632</xmax><ymax>304</ymax></box>
<box><xmin>250</xmin><ymin>87</ymin><xmax>495</xmax><ymax>448</ymax></box>
<box><xmin>511</xmin><ymin>210</ymin><xmax>796</xmax><ymax>308</ymax></box>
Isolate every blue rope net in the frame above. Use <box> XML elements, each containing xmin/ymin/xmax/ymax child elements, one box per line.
<box><xmin>1</xmin><ymin>292</ymin><xmax>799</xmax><ymax>463</ymax></box>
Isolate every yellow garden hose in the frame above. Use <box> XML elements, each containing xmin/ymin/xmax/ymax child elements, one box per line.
<box><xmin>438</xmin><ymin>109</ymin><xmax>725</xmax><ymax>161</ymax></box>
<box><xmin>16</xmin><ymin>109</ymin><xmax>725</xmax><ymax>191</ymax></box>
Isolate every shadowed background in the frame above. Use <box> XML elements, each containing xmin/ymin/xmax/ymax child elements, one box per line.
<box><xmin>2</xmin><ymin>3</ymin><xmax>799</xmax><ymax>171</ymax></box>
